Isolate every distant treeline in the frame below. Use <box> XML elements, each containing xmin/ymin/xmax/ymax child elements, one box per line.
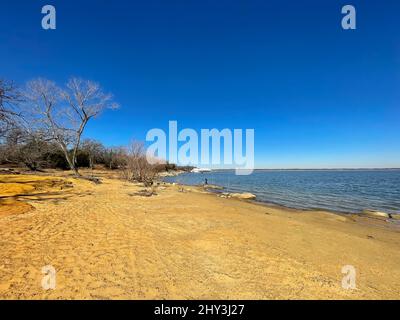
<box><xmin>0</xmin><ymin>128</ymin><xmax>192</xmax><ymax>173</ymax></box>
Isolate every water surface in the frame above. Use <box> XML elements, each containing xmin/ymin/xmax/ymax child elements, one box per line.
<box><xmin>165</xmin><ymin>170</ymin><xmax>400</xmax><ymax>214</ymax></box>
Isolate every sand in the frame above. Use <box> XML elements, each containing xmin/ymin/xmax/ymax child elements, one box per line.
<box><xmin>0</xmin><ymin>172</ymin><xmax>399</xmax><ymax>299</ymax></box>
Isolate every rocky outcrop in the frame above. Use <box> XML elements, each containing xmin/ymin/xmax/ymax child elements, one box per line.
<box><xmin>158</xmin><ymin>170</ymin><xmax>185</xmax><ymax>177</ymax></box>
<box><xmin>218</xmin><ymin>192</ymin><xmax>256</xmax><ymax>200</ymax></box>
<box><xmin>362</xmin><ymin>209</ymin><xmax>392</xmax><ymax>219</ymax></box>
<box><xmin>230</xmin><ymin>192</ymin><xmax>256</xmax><ymax>200</ymax></box>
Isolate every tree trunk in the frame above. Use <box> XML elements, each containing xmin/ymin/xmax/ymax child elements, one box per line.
<box><xmin>58</xmin><ymin>142</ymin><xmax>80</xmax><ymax>176</ymax></box>
<box><xmin>72</xmin><ymin>166</ymin><xmax>80</xmax><ymax>176</ymax></box>
<box><xmin>67</xmin><ymin>157</ymin><xmax>80</xmax><ymax>176</ymax></box>
<box><xmin>71</xmin><ymin>119</ymin><xmax>88</xmax><ymax>176</ymax></box>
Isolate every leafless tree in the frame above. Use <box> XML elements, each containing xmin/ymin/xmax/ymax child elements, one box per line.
<box><xmin>122</xmin><ymin>141</ymin><xmax>157</xmax><ymax>187</ymax></box>
<box><xmin>0</xmin><ymin>128</ymin><xmax>24</xmax><ymax>164</ymax></box>
<box><xmin>16</xmin><ymin>133</ymin><xmax>51</xmax><ymax>171</ymax></box>
<box><xmin>0</xmin><ymin>126</ymin><xmax>53</xmax><ymax>170</ymax></box>
<box><xmin>81</xmin><ymin>139</ymin><xmax>105</xmax><ymax>170</ymax></box>
<box><xmin>104</xmin><ymin>146</ymin><xmax>126</xmax><ymax>169</ymax></box>
<box><xmin>0</xmin><ymin>79</ymin><xmax>21</xmax><ymax>136</ymax></box>
<box><xmin>21</xmin><ymin>78</ymin><xmax>118</xmax><ymax>175</ymax></box>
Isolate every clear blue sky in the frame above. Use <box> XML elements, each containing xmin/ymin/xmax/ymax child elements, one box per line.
<box><xmin>1</xmin><ymin>0</ymin><xmax>399</xmax><ymax>168</ymax></box>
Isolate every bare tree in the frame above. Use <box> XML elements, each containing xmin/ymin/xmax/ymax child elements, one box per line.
<box><xmin>21</xmin><ymin>78</ymin><xmax>118</xmax><ymax>175</ymax></box>
<box><xmin>17</xmin><ymin>133</ymin><xmax>51</xmax><ymax>171</ymax></box>
<box><xmin>0</xmin><ymin>127</ymin><xmax>24</xmax><ymax>164</ymax></box>
<box><xmin>81</xmin><ymin>139</ymin><xmax>105</xmax><ymax>170</ymax></box>
<box><xmin>0</xmin><ymin>79</ymin><xmax>20</xmax><ymax>136</ymax></box>
<box><xmin>104</xmin><ymin>146</ymin><xmax>126</xmax><ymax>169</ymax></box>
<box><xmin>122</xmin><ymin>141</ymin><xmax>157</xmax><ymax>187</ymax></box>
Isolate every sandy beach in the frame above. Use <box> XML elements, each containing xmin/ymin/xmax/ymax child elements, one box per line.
<box><xmin>0</xmin><ymin>172</ymin><xmax>400</xmax><ymax>299</ymax></box>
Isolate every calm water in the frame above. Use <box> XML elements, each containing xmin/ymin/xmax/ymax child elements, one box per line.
<box><xmin>165</xmin><ymin>170</ymin><xmax>400</xmax><ymax>214</ymax></box>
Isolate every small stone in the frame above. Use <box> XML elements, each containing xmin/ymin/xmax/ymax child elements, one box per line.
<box><xmin>362</xmin><ymin>209</ymin><xmax>392</xmax><ymax>219</ymax></box>
<box><xmin>229</xmin><ymin>192</ymin><xmax>256</xmax><ymax>200</ymax></box>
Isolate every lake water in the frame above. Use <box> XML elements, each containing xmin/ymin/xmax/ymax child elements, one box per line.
<box><xmin>164</xmin><ymin>170</ymin><xmax>400</xmax><ymax>214</ymax></box>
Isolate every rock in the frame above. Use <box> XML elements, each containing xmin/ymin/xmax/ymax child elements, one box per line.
<box><xmin>229</xmin><ymin>192</ymin><xmax>256</xmax><ymax>200</ymax></box>
<box><xmin>203</xmin><ymin>184</ymin><xmax>224</xmax><ymax>190</ymax></box>
<box><xmin>218</xmin><ymin>193</ymin><xmax>231</xmax><ymax>198</ymax></box>
<box><xmin>158</xmin><ymin>170</ymin><xmax>185</xmax><ymax>177</ymax></box>
<box><xmin>362</xmin><ymin>209</ymin><xmax>392</xmax><ymax>219</ymax></box>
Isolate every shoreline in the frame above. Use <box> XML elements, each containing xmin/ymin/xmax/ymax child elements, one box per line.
<box><xmin>1</xmin><ymin>172</ymin><xmax>400</xmax><ymax>299</ymax></box>
<box><xmin>165</xmin><ymin>179</ymin><xmax>400</xmax><ymax>221</ymax></box>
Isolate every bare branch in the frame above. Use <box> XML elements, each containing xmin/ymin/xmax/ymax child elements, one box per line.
<box><xmin>19</xmin><ymin>77</ymin><xmax>119</xmax><ymax>175</ymax></box>
<box><xmin>0</xmin><ymin>79</ymin><xmax>22</xmax><ymax>136</ymax></box>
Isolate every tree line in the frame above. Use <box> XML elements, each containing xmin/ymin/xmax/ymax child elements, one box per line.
<box><xmin>0</xmin><ymin>77</ymin><xmax>190</xmax><ymax>184</ymax></box>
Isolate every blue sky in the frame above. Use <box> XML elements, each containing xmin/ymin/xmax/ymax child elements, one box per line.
<box><xmin>1</xmin><ymin>0</ymin><xmax>399</xmax><ymax>168</ymax></box>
